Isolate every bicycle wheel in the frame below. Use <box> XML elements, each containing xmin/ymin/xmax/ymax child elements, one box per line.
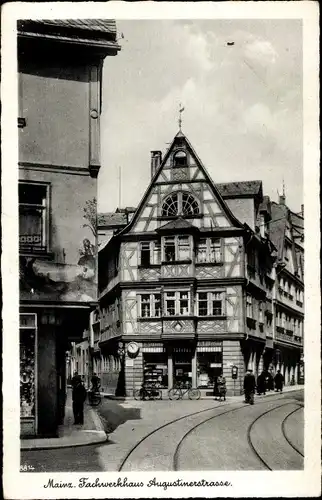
<box><xmin>153</xmin><ymin>389</ymin><xmax>162</xmax><ymax>400</ymax></box>
<box><xmin>188</xmin><ymin>388</ymin><xmax>201</xmax><ymax>400</ymax></box>
<box><xmin>168</xmin><ymin>388</ymin><xmax>181</xmax><ymax>400</ymax></box>
<box><xmin>134</xmin><ymin>389</ymin><xmax>143</xmax><ymax>401</ymax></box>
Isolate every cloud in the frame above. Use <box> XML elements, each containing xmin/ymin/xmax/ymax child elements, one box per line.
<box><xmin>244</xmin><ymin>38</ymin><xmax>278</xmax><ymax>65</ymax></box>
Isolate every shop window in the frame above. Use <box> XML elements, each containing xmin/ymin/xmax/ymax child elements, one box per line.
<box><xmin>164</xmin><ymin>290</ymin><xmax>190</xmax><ymax>316</ymax></box>
<box><xmin>163</xmin><ymin>235</ymin><xmax>192</xmax><ymax>262</ymax></box>
<box><xmin>197</xmin><ymin>291</ymin><xmax>224</xmax><ymax>316</ymax></box>
<box><xmin>197</xmin><ymin>351</ymin><xmax>223</xmax><ymax>388</ymax></box>
<box><xmin>19</xmin><ymin>182</ymin><xmax>49</xmax><ymax>254</ymax></box>
<box><xmin>20</xmin><ymin>313</ymin><xmax>37</xmax><ymax>431</ymax></box>
<box><xmin>143</xmin><ymin>353</ymin><xmax>168</xmax><ymax>388</ymax></box>
<box><xmin>139</xmin><ymin>241</ymin><xmax>161</xmax><ymax>266</ymax></box>
<box><xmin>196</xmin><ymin>238</ymin><xmax>222</xmax><ymax>263</ymax></box>
<box><xmin>138</xmin><ymin>293</ymin><xmax>162</xmax><ymax>318</ymax></box>
<box><xmin>161</xmin><ymin>192</ymin><xmax>199</xmax><ymax>217</ymax></box>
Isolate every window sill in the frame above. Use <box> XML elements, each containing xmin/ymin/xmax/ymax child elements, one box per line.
<box><xmin>162</xmin><ymin>259</ymin><xmax>192</xmax><ymax>265</ymax></box>
<box><xmin>138</xmin><ymin>316</ymin><xmax>162</xmax><ymax>321</ymax></box>
<box><xmin>197</xmin><ymin>315</ymin><xmax>227</xmax><ymax>320</ymax></box>
<box><xmin>138</xmin><ymin>264</ymin><xmax>161</xmax><ymax>269</ymax></box>
<box><xmin>19</xmin><ymin>249</ymin><xmax>54</xmax><ymax>260</ymax></box>
<box><xmin>195</xmin><ymin>261</ymin><xmax>223</xmax><ymax>267</ymax></box>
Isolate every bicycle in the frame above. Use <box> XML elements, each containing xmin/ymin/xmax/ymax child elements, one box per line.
<box><xmin>134</xmin><ymin>383</ymin><xmax>162</xmax><ymax>401</ymax></box>
<box><xmin>86</xmin><ymin>389</ymin><xmax>102</xmax><ymax>406</ymax></box>
<box><xmin>168</xmin><ymin>382</ymin><xmax>201</xmax><ymax>400</ymax></box>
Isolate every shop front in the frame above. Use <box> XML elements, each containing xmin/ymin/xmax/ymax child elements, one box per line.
<box><xmin>137</xmin><ymin>340</ymin><xmax>223</xmax><ymax>395</ymax></box>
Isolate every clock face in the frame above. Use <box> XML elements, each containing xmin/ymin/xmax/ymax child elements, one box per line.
<box><xmin>127</xmin><ymin>342</ymin><xmax>139</xmax><ymax>357</ymax></box>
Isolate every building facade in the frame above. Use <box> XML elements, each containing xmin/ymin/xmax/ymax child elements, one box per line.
<box><xmin>269</xmin><ymin>197</ymin><xmax>304</xmax><ymax>384</ymax></box>
<box><xmin>91</xmin><ymin>130</ymin><xmax>303</xmax><ymax>397</ymax></box>
<box><xmin>18</xmin><ymin>20</ymin><xmax>120</xmax><ymax>437</ymax></box>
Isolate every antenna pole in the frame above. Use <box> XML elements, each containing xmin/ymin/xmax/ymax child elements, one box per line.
<box><xmin>118</xmin><ymin>166</ymin><xmax>122</xmax><ymax>208</ymax></box>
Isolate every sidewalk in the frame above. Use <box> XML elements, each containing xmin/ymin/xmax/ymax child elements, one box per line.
<box><xmin>21</xmin><ymin>389</ymin><xmax>107</xmax><ymax>450</ymax></box>
<box><xmin>100</xmin><ymin>384</ymin><xmax>304</xmax><ymax>401</ymax></box>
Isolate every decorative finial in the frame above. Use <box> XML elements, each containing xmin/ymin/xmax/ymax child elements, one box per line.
<box><xmin>178</xmin><ymin>103</ymin><xmax>185</xmax><ymax>131</ymax></box>
<box><xmin>282</xmin><ymin>178</ymin><xmax>285</xmax><ymax>197</ymax></box>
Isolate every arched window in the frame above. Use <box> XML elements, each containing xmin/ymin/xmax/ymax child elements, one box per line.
<box><xmin>161</xmin><ymin>192</ymin><xmax>199</xmax><ymax>217</ymax></box>
<box><xmin>173</xmin><ymin>150</ymin><xmax>187</xmax><ymax>167</ymax></box>
<box><xmin>182</xmin><ymin>193</ymin><xmax>199</xmax><ymax>215</ymax></box>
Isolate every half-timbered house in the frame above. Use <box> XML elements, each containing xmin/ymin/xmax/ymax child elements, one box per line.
<box><xmin>98</xmin><ymin>130</ymin><xmax>279</xmax><ymax>396</ymax></box>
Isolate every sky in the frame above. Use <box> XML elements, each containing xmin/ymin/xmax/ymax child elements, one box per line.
<box><xmin>99</xmin><ymin>19</ymin><xmax>302</xmax><ymax>214</ymax></box>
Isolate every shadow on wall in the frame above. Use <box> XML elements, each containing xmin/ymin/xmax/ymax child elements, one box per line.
<box><xmin>97</xmin><ymin>399</ymin><xmax>141</xmax><ymax>435</ymax></box>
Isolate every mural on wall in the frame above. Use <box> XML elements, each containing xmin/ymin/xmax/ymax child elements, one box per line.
<box><xmin>19</xmin><ymin>198</ymin><xmax>98</xmax><ymax>302</ymax></box>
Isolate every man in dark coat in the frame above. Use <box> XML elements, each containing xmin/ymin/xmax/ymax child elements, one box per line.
<box><xmin>274</xmin><ymin>370</ymin><xmax>284</xmax><ymax>392</ymax></box>
<box><xmin>72</xmin><ymin>376</ymin><xmax>87</xmax><ymax>424</ymax></box>
<box><xmin>257</xmin><ymin>371</ymin><xmax>266</xmax><ymax>395</ymax></box>
<box><xmin>244</xmin><ymin>369</ymin><xmax>256</xmax><ymax>404</ymax></box>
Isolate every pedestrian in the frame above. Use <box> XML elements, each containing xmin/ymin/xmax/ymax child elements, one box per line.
<box><xmin>71</xmin><ymin>371</ymin><xmax>79</xmax><ymax>388</ymax></box>
<box><xmin>217</xmin><ymin>374</ymin><xmax>227</xmax><ymax>401</ymax></box>
<box><xmin>274</xmin><ymin>370</ymin><xmax>284</xmax><ymax>392</ymax></box>
<box><xmin>213</xmin><ymin>376</ymin><xmax>219</xmax><ymax>399</ymax></box>
<box><xmin>91</xmin><ymin>373</ymin><xmax>101</xmax><ymax>392</ymax></box>
<box><xmin>244</xmin><ymin>369</ymin><xmax>256</xmax><ymax>405</ymax></box>
<box><xmin>256</xmin><ymin>371</ymin><xmax>266</xmax><ymax>395</ymax></box>
<box><xmin>72</xmin><ymin>375</ymin><xmax>87</xmax><ymax>425</ymax></box>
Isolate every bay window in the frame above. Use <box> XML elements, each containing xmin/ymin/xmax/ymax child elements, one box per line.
<box><xmin>139</xmin><ymin>241</ymin><xmax>161</xmax><ymax>266</ymax></box>
<box><xmin>197</xmin><ymin>291</ymin><xmax>224</xmax><ymax>316</ymax></box>
<box><xmin>196</xmin><ymin>238</ymin><xmax>222</xmax><ymax>263</ymax></box>
<box><xmin>164</xmin><ymin>291</ymin><xmax>190</xmax><ymax>316</ymax></box>
<box><xmin>139</xmin><ymin>293</ymin><xmax>161</xmax><ymax>318</ymax></box>
<box><xmin>163</xmin><ymin>235</ymin><xmax>192</xmax><ymax>262</ymax></box>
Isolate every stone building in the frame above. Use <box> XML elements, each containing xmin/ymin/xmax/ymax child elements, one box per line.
<box><xmin>95</xmin><ymin>130</ymin><xmax>288</xmax><ymax>397</ymax></box>
<box><xmin>18</xmin><ymin>19</ymin><xmax>120</xmax><ymax>437</ymax></box>
<box><xmin>269</xmin><ymin>196</ymin><xmax>304</xmax><ymax>384</ymax></box>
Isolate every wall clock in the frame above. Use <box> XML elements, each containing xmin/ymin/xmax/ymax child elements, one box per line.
<box><xmin>127</xmin><ymin>342</ymin><xmax>140</xmax><ymax>358</ymax></box>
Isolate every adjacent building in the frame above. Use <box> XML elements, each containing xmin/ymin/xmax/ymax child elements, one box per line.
<box><xmin>87</xmin><ymin>130</ymin><xmax>304</xmax><ymax>397</ymax></box>
<box><xmin>18</xmin><ymin>19</ymin><xmax>120</xmax><ymax>437</ymax></box>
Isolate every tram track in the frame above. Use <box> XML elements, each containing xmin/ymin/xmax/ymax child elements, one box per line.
<box><xmin>281</xmin><ymin>405</ymin><xmax>304</xmax><ymax>457</ymax></box>
<box><xmin>118</xmin><ymin>392</ymin><xmax>302</xmax><ymax>471</ymax></box>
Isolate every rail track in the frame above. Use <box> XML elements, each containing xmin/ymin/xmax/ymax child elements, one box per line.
<box><xmin>118</xmin><ymin>392</ymin><xmax>303</xmax><ymax>471</ymax></box>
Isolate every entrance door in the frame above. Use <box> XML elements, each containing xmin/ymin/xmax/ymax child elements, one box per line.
<box><xmin>173</xmin><ymin>349</ymin><xmax>192</xmax><ymax>387</ymax></box>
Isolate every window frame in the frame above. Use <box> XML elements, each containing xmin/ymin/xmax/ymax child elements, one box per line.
<box><xmin>173</xmin><ymin>150</ymin><xmax>188</xmax><ymax>168</ymax></box>
<box><xmin>138</xmin><ymin>293</ymin><xmax>162</xmax><ymax>318</ymax></box>
<box><xmin>164</xmin><ymin>290</ymin><xmax>191</xmax><ymax>316</ymax></box>
<box><xmin>19</xmin><ymin>181</ymin><xmax>50</xmax><ymax>255</ymax></box>
<box><xmin>139</xmin><ymin>241</ymin><xmax>161</xmax><ymax>267</ymax></box>
<box><xmin>246</xmin><ymin>294</ymin><xmax>253</xmax><ymax>319</ymax></box>
<box><xmin>161</xmin><ymin>191</ymin><xmax>200</xmax><ymax>217</ymax></box>
<box><xmin>196</xmin><ymin>237</ymin><xmax>223</xmax><ymax>264</ymax></box>
<box><xmin>162</xmin><ymin>235</ymin><xmax>192</xmax><ymax>263</ymax></box>
<box><xmin>196</xmin><ymin>290</ymin><xmax>225</xmax><ymax>317</ymax></box>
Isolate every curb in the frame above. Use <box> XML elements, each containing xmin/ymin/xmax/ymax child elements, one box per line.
<box><xmin>21</xmin><ymin>430</ymin><xmax>108</xmax><ymax>451</ymax></box>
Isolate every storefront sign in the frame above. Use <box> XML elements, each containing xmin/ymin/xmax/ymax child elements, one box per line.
<box><xmin>125</xmin><ymin>358</ymin><xmax>134</xmax><ymax>367</ymax></box>
<box><xmin>197</xmin><ymin>341</ymin><xmax>222</xmax><ymax>352</ymax></box>
<box><xmin>210</xmin><ymin>363</ymin><xmax>222</xmax><ymax>368</ymax></box>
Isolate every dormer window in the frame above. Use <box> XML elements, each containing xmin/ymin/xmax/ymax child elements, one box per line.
<box><xmin>173</xmin><ymin>150</ymin><xmax>187</xmax><ymax>167</ymax></box>
<box><xmin>161</xmin><ymin>192</ymin><xmax>199</xmax><ymax>217</ymax></box>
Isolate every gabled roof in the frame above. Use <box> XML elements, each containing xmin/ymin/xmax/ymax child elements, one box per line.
<box><xmin>118</xmin><ymin>130</ymin><xmax>245</xmax><ymax>235</ymax></box>
<box><xmin>216</xmin><ymin>180</ymin><xmax>262</xmax><ymax>199</ymax></box>
<box><xmin>156</xmin><ymin>218</ymin><xmax>199</xmax><ymax>233</ymax></box>
<box><xmin>268</xmin><ymin>202</ymin><xmax>288</xmax><ymax>260</ymax></box>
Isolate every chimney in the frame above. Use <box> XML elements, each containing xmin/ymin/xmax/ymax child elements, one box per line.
<box><xmin>301</xmin><ymin>204</ymin><xmax>304</xmax><ymax>217</ymax></box>
<box><xmin>279</xmin><ymin>193</ymin><xmax>286</xmax><ymax>205</ymax></box>
<box><xmin>151</xmin><ymin>151</ymin><xmax>162</xmax><ymax>178</ymax></box>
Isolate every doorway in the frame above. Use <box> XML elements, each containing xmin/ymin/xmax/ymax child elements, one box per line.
<box><xmin>173</xmin><ymin>349</ymin><xmax>192</xmax><ymax>387</ymax></box>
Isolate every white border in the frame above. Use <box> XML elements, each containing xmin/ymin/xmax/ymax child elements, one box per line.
<box><xmin>1</xmin><ymin>1</ymin><xmax>320</xmax><ymax>498</ymax></box>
